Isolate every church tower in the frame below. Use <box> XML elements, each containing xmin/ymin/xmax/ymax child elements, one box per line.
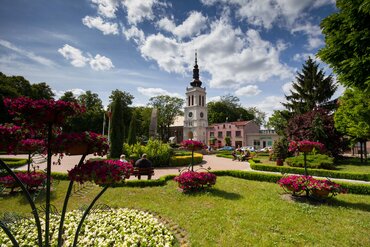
<box><xmin>183</xmin><ymin>51</ymin><xmax>208</xmax><ymax>143</ymax></box>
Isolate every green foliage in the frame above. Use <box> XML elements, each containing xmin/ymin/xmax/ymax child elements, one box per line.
<box><xmin>318</xmin><ymin>0</ymin><xmax>370</xmax><ymax>92</ymax></box>
<box><xmin>169</xmin><ymin>153</ymin><xmax>203</xmax><ymax>166</ymax></box>
<box><xmin>207</xmin><ymin>94</ymin><xmax>254</xmax><ymax>124</ymax></box>
<box><xmin>132</xmin><ymin>106</ymin><xmax>152</xmax><ymax>143</ymax></box>
<box><xmin>123</xmin><ymin>139</ymin><xmax>173</xmax><ymax>167</ymax></box>
<box><xmin>285</xmin><ymin>154</ymin><xmax>335</xmax><ymax>169</ymax></box>
<box><xmin>283</xmin><ymin>57</ymin><xmax>337</xmax><ymax>114</ymax></box>
<box><xmin>267</xmin><ymin>110</ymin><xmax>290</xmax><ymax>136</ymax></box>
<box><xmin>250</xmin><ymin>162</ymin><xmax>370</xmax><ymax>182</ymax></box>
<box><xmin>110</xmin><ymin>96</ymin><xmax>124</xmax><ymax>158</ymax></box>
<box><xmin>1</xmin><ymin>158</ymin><xmax>28</xmax><ymax>168</ymax></box>
<box><xmin>272</xmin><ymin>138</ymin><xmax>288</xmax><ymax>160</ymax></box>
<box><xmin>148</xmin><ymin>95</ymin><xmax>184</xmax><ymax>140</ymax></box>
<box><xmin>29</xmin><ymin>82</ymin><xmax>55</xmax><ymax>99</ymax></box>
<box><xmin>224</xmin><ymin>136</ymin><xmax>231</xmax><ymax>146</ymax></box>
<box><xmin>127</xmin><ymin>110</ymin><xmax>138</xmax><ymax>145</ymax></box>
<box><xmin>335</xmin><ymin>88</ymin><xmax>370</xmax><ymax>140</ymax></box>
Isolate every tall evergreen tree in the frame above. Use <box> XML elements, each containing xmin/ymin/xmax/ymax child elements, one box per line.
<box><xmin>283</xmin><ymin>57</ymin><xmax>337</xmax><ymax>114</ymax></box>
<box><xmin>110</xmin><ymin>97</ymin><xmax>124</xmax><ymax>158</ymax></box>
<box><xmin>127</xmin><ymin>110</ymin><xmax>138</xmax><ymax>145</ymax></box>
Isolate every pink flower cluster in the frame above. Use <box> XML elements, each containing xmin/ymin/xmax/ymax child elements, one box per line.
<box><xmin>181</xmin><ymin>140</ymin><xmax>206</xmax><ymax>151</ymax></box>
<box><xmin>4</xmin><ymin>97</ymin><xmax>84</xmax><ymax>126</ymax></box>
<box><xmin>53</xmin><ymin>131</ymin><xmax>109</xmax><ymax>156</ymax></box>
<box><xmin>278</xmin><ymin>175</ymin><xmax>346</xmax><ymax>195</ymax></box>
<box><xmin>20</xmin><ymin>139</ymin><xmax>46</xmax><ymax>152</ymax></box>
<box><xmin>174</xmin><ymin>171</ymin><xmax>217</xmax><ymax>192</ymax></box>
<box><xmin>68</xmin><ymin>160</ymin><xmax>133</xmax><ymax>185</ymax></box>
<box><xmin>0</xmin><ymin>172</ymin><xmax>47</xmax><ymax>188</ymax></box>
<box><xmin>288</xmin><ymin>140</ymin><xmax>325</xmax><ymax>153</ymax></box>
<box><xmin>0</xmin><ymin>124</ymin><xmax>24</xmax><ymax>153</ymax></box>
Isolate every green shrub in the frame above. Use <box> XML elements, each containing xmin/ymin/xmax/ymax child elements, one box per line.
<box><xmin>173</xmin><ymin>151</ymin><xmax>192</xmax><ymax>156</ymax></box>
<box><xmin>1</xmin><ymin>158</ymin><xmax>28</xmax><ymax>168</ymax></box>
<box><xmin>169</xmin><ymin>153</ymin><xmax>203</xmax><ymax>166</ymax></box>
<box><xmin>285</xmin><ymin>154</ymin><xmax>335</xmax><ymax>169</ymax></box>
<box><xmin>216</xmin><ymin>153</ymin><xmax>234</xmax><ymax>159</ymax></box>
<box><xmin>123</xmin><ymin>139</ymin><xmax>173</xmax><ymax>167</ymax></box>
<box><xmin>250</xmin><ymin>162</ymin><xmax>370</xmax><ymax>181</ymax></box>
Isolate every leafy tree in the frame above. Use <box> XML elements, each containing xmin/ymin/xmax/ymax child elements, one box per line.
<box><xmin>267</xmin><ymin>110</ymin><xmax>291</xmax><ymax>136</ymax></box>
<box><xmin>30</xmin><ymin>82</ymin><xmax>54</xmax><ymax>99</ymax></box>
<box><xmin>224</xmin><ymin>136</ymin><xmax>231</xmax><ymax>146</ymax></box>
<box><xmin>334</xmin><ymin>88</ymin><xmax>370</xmax><ymax>162</ymax></box>
<box><xmin>110</xmin><ymin>96</ymin><xmax>124</xmax><ymax>158</ymax></box>
<box><xmin>127</xmin><ymin>110</ymin><xmax>138</xmax><ymax>145</ymax></box>
<box><xmin>60</xmin><ymin>91</ymin><xmax>78</xmax><ymax>103</ymax></box>
<box><xmin>0</xmin><ymin>72</ymin><xmax>31</xmax><ymax>98</ymax></box>
<box><xmin>247</xmin><ymin>107</ymin><xmax>266</xmax><ymax>126</ymax></box>
<box><xmin>286</xmin><ymin>108</ymin><xmax>343</xmax><ymax>156</ymax></box>
<box><xmin>148</xmin><ymin>95</ymin><xmax>184</xmax><ymax>140</ymax></box>
<box><xmin>133</xmin><ymin>106</ymin><xmax>152</xmax><ymax>142</ymax></box>
<box><xmin>283</xmin><ymin>57</ymin><xmax>337</xmax><ymax>114</ymax></box>
<box><xmin>318</xmin><ymin>0</ymin><xmax>370</xmax><ymax>92</ymax></box>
<box><xmin>207</xmin><ymin>94</ymin><xmax>254</xmax><ymax>124</ymax></box>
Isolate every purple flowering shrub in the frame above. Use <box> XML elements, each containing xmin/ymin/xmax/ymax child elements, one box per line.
<box><xmin>174</xmin><ymin>171</ymin><xmax>216</xmax><ymax>192</ymax></box>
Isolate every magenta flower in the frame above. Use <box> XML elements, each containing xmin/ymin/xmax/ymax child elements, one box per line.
<box><xmin>174</xmin><ymin>171</ymin><xmax>216</xmax><ymax>192</ymax></box>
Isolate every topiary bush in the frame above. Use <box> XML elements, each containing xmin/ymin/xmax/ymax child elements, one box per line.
<box><xmin>285</xmin><ymin>154</ymin><xmax>335</xmax><ymax>169</ymax></box>
<box><xmin>169</xmin><ymin>153</ymin><xmax>203</xmax><ymax>166</ymax></box>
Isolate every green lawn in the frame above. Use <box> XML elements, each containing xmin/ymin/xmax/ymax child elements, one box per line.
<box><xmin>1</xmin><ymin>177</ymin><xmax>369</xmax><ymax>246</ymax></box>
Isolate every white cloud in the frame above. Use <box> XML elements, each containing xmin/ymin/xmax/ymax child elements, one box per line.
<box><xmin>89</xmin><ymin>54</ymin><xmax>114</xmax><ymax>71</ymax></box>
<box><xmin>208</xmin><ymin>96</ymin><xmax>221</xmax><ymax>102</ymax></box>
<box><xmin>157</xmin><ymin>11</ymin><xmax>208</xmax><ymax>39</ymax></box>
<box><xmin>58</xmin><ymin>44</ymin><xmax>114</xmax><ymax>71</ymax></box>
<box><xmin>139</xmin><ymin>18</ymin><xmax>293</xmax><ymax>88</ymax></box>
<box><xmin>123</xmin><ymin>26</ymin><xmax>145</xmax><ymax>45</ymax></box>
<box><xmin>58</xmin><ymin>44</ymin><xmax>89</xmax><ymax>67</ymax></box>
<box><xmin>0</xmin><ymin>39</ymin><xmax>55</xmax><ymax>67</ymax></box>
<box><xmin>254</xmin><ymin>95</ymin><xmax>285</xmax><ymax>117</ymax></box>
<box><xmin>306</xmin><ymin>36</ymin><xmax>324</xmax><ymax>50</ymax></box>
<box><xmin>235</xmin><ymin>85</ymin><xmax>261</xmax><ymax>96</ymax></box>
<box><xmin>82</xmin><ymin>16</ymin><xmax>119</xmax><ymax>35</ymax></box>
<box><xmin>91</xmin><ymin>0</ymin><xmax>119</xmax><ymax>18</ymax></box>
<box><xmin>291</xmin><ymin>22</ymin><xmax>324</xmax><ymax>50</ymax></box>
<box><xmin>53</xmin><ymin>88</ymin><xmax>86</xmax><ymax>99</ymax></box>
<box><xmin>137</xmin><ymin>87</ymin><xmax>181</xmax><ymax>98</ymax></box>
<box><xmin>282</xmin><ymin>82</ymin><xmax>293</xmax><ymax>95</ymax></box>
<box><xmin>122</xmin><ymin>0</ymin><xmax>158</xmax><ymax>24</ymax></box>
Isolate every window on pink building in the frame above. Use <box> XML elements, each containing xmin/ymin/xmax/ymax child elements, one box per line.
<box><xmin>226</xmin><ymin>131</ymin><xmax>231</xmax><ymax>137</ymax></box>
<box><xmin>236</xmin><ymin>131</ymin><xmax>241</xmax><ymax>137</ymax></box>
<box><xmin>218</xmin><ymin>131</ymin><xmax>223</xmax><ymax>138</ymax></box>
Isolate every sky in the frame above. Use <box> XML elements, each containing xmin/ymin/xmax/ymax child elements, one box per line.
<box><xmin>0</xmin><ymin>0</ymin><xmax>341</xmax><ymax>117</ymax></box>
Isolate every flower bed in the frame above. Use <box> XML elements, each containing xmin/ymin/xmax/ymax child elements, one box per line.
<box><xmin>181</xmin><ymin>140</ymin><xmax>207</xmax><ymax>150</ymax></box>
<box><xmin>0</xmin><ymin>208</ymin><xmax>175</xmax><ymax>246</ymax></box>
<box><xmin>277</xmin><ymin>175</ymin><xmax>347</xmax><ymax>198</ymax></box>
<box><xmin>0</xmin><ymin>172</ymin><xmax>47</xmax><ymax>190</ymax></box>
<box><xmin>68</xmin><ymin>160</ymin><xmax>133</xmax><ymax>185</ymax></box>
<box><xmin>288</xmin><ymin>140</ymin><xmax>325</xmax><ymax>153</ymax></box>
<box><xmin>174</xmin><ymin>171</ymin><xmax>217</xmax><ymax>192</ymax></box>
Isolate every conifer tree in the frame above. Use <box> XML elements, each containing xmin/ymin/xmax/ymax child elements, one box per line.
<box><xmin>283</xmin><ymin>57</ymin><xmax>337</xmax><ymax>114</ymax></box>
<box><xmin>110</xmin><ymin>97</ymin><xmax>124</xmax><ymax>158</ymax></box>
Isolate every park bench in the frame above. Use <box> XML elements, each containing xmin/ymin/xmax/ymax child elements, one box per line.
<box><xmin>132</xmin><ymin>167</ymin><xmax>154</xmax><ymax>180</ymax></box>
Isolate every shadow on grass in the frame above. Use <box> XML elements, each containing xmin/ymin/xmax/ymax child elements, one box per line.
<box><xmin>282</xmin><ymin>194</ymin><xmax>370</xmax><ymax>212</ymax></box>
<box><xmin>209</xmin><ymin>188</ymin><xmax>243</xmax><ymax>200</ymax></box>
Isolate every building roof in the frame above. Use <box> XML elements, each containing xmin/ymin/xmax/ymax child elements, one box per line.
<box><xmin>209</xmin><ymin>120</ymin><xmax>253</xmax><ymax>127</ymax></box>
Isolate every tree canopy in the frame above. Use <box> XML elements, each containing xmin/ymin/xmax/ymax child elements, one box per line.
<box><xmin>207</xmin><ymin>95</ymin><xmax>254</xmax><ymax>124</ymax></box>
<box><xmin>318</xmin><ymin>0</ymin><xmax>370</xmax><ymax>92</ymax></box>
<box><xmin>148</xmin><ymin>95</ymin><xmax>184</xmax><ymax>140</ymax></box>
<box><xmin>283</xmin><ymin>57</ymin><xmax>337</xmax><ymax>114</ymax></box>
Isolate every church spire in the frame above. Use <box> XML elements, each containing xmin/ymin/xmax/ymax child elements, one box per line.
<box><xmin>190</xmin><ymin>50</ymin><xmax>202</xmax><ymax>87</ymax></box>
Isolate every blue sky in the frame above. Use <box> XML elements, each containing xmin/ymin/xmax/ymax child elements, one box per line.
<box><xmin>0</xmin><ymin>0</ymin><xmax>340</xmax><ymax>117</ymax></box>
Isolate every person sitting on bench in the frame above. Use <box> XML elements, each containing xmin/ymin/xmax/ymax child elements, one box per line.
<box><xmin>135</xmin><ymin>154</ymin><xmax>152</xmax><ymax>168</ymax></box>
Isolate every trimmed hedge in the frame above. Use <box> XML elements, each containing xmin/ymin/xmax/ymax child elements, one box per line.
<box><xmin>216</xmin><ymin>153</ymin><xmax>233</xmax><ymax>159</ymax></box>
<box><xmin>1</xmin><ymin>158</ymin><xmax>28</xmax><ymax>168</ymax></box>
<box><xmin>250</xmin><ymin>162</ymin><xmax>370</xmax><ymax>182</ymax></box>
<box><xmin>285</xmin><ymin>154</ymin><xmax>335</xmax><ymax>169</ymax></box>
<box><xmin>169</xmin><ymin>153</ymin><xmax>203</xmax><ymax>166</ymax></box>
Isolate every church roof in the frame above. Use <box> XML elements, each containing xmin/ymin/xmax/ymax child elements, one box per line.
<box><xmin>190</xmin><ymin>51</ymin><xmax>202</xmax><ymax>87</ymax></box>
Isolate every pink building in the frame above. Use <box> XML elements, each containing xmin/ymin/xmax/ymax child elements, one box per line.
<box><xmin>207</xmin><ymin>120</ymin><xmax>279</xmax><ymax>149</ymax></box>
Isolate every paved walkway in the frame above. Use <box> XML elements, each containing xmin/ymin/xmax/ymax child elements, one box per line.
<box><xmin>1</xmin><ymin>154</ymin><xmax>369</xmax><ymax>184</ymax></box>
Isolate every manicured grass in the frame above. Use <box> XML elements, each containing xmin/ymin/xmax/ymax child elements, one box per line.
<box><xmin>336</xmin><ymin>157</ymin><xmax>370</xmax><ymax>173</ymax></box>
<box><xmin>0</xmin><ymin>177</ymin><xmax>369</xmax><ymax>246</ymax></box>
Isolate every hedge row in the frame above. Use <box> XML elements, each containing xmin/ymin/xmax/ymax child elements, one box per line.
<box><xmin>169</xmin><ymin>153</ymin><xmax>203</xmax><ymax>166</ymax></box>
<box><xmin>1</xmin><ymin>158</ymin><xmax>28</xmax><ymax>168</ymax></box>
<box><xmin>249</xmin><ymin>161</ymin><xmax>370</xmax><ymax>182</ymax></box>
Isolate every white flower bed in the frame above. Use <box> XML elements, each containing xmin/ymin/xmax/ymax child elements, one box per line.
<box><xmin>0</xmin><ymin>208</ymin><xmax>174</xmax><ymax>247</ymax></box>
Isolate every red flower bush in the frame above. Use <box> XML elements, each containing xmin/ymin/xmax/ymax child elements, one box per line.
<box><xmin>68</xmin><ymin>160</ymin><xmax>133</xmax><ymax>185</ymax></box>
<box><xmin>174</xmin><ymin>171</ymin><xmax>217</xmax><ymax>192</ymax></box>
<box><xmin>288</xmin><ymin>140</ymin><xmax>325</xmax><ymax>153</ymax></box>
<box><xmin>53</xmin><ymin>131</ymin><xmax>109</xmax><ymax>156</ymax></box>
<box><xmin>0</xmin><ymin>124</ymin><xmax>24</xmax><ymax>153</ymax></box>
<box><xmin>0</xmin><ymin>172</ymin><xmax>47</xmax><ymax>188</ymax></box>
<box><xmin>181</xmin><ymin>140</ymin><xmax>207</xmax><ymax>151</ymax></box>
<box><xmin>278</xmin><ymin>175</ymin><xmax>346</xmax><ymax>197</ymax></box>
<box><xmin>20</xmin><ymin>139</ymin><xmax>46</xmax><ymax>153</ymax></box>
<box><xmin>4</xmin><ymin>97</ymin><xmax>84</xmax><ymax>126</ymax></box>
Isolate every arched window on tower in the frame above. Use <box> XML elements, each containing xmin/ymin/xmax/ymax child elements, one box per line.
<box><xmin>202</xmin><ymin>96</ymin><xmax>205</xmax><ymax>106</ymax></box>
<box><xmin>199</xmin><ymin>95</ymin><xmax>201</xmax><ymax>106</ymax></box>
<box><xmin>192</xmin><ymin>95</ymin><xmax>194</xmax><ymax>105</ymax></box>
<box><xmin>188</xmin><ymin>96</ymin><xmax>190</xmax><ymax>106</ymax></box>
